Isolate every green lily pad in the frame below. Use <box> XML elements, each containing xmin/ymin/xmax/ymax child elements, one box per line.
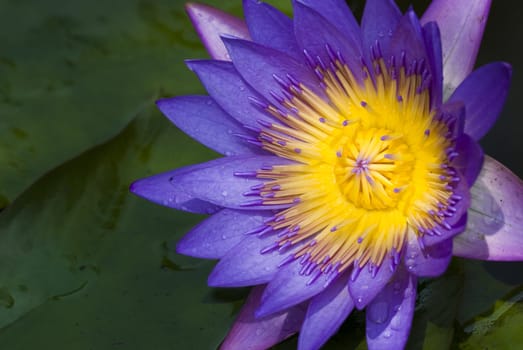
<box><xmin>0</xmin><ymin>0</ymin><xmax>232</xmax><ymax>207</ymax></box>
<box><xmin>0</xmin><ymin>107</ymin><xmax>235</xmax><ymax>348</ymax></box>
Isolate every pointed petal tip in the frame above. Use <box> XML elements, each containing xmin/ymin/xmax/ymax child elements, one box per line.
<box><xmin>185</xmin><ymin>2</ymin><xmax>250</xmax><ymax>61</ymax></box>
<box><xmin>221</xmin><ymin>285</ymin><xmax>306</xmax><ymax>350</ymax></box>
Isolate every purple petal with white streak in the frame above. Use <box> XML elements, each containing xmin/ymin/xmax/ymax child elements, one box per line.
<box><xmin>243</xmin><ymin>0</ymin><xmax>300</xmax><ymax>59</ymax></box>
<box><xmin>177</xmin><ymin>209</ymin><xmax>273</xmax><ymax>259</ymax></box>
<box><xmin>421</xmin><ymin>0</ymin><xmax>491</xmax><ymax>98</ymax></box>
<box><xmin>221</xmin><ymin>285</ymin><xmax>307</xmax><ymax>350</ymax></box>
<box><xmin>349</xmin><ymin>259</ymin><xmax>397</xmax><ymax>310</ymax></box>
<box><xmin>366</xmin><ymin>267</ymin><xmax>417</xmax><ymax>350</ymax></box>
<box><xmin>157</xmin><ymin>96</ymin><xmax>260</xmax><ymax>156</ymax></box>
<box><xmin>185</xmin><ymin>2</ymin><xmax>250</xmax><ymax>61</ymax></box>
<box><xmin>298</xmin><ymin>273</ymin><xmax>354</xmax><ymax>350</ymax></box>
<box><xmin>256</xmin><ymin>260</ymin><xmax>333</xmax><ymax>318</ymax></box>
<box><xmin>453</xmin><ymin>156</ymin><xmax>523</xmax><ymax>261</ymax></box>
<box><xmin>186</xmin><ymin>60</ymin><xmax>276</xmax><ymax>129</ymax></box>
<box><xmin>448</xmin><ymin>62</ymin><xmax>512</xmax><ymax>140</ymax></box>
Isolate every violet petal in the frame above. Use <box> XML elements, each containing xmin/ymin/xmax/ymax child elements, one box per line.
<box><xmin>298</xmin><ymin>273</ymin><xmax>354</xmax><ymax>350</ymax></box>
<box><xmin>221</xmin><ymin>285</ymin><xmax>307</xmax><ymax>350</ymax></box>
<box><xmin>389</xmin><ymin>9</ymin><xmax>427</xmax><ymax>67</ymax></box>
<box><xmin>130</xmin><ymin>164</ymin><xmax>220</xmax><ymax>214</ymax></box>
<box><xmin>453</xmin><ymin>134</ymin><xmax>484</xmax><ymax>186</ymax></box>
<box><xmin>167</xmin><ymin>155</ymin><xmax>293</xmax><ymax>210</ymax></box>
<box><xmin>453</xmin><ymin>156</ymin><xmax>523</xmax><ymax>261</ymax></box>
<box><xmin>422</xmin><ymin>22</ymin><xmax>443</xmax><ymax>108</ymax></box>
<box><xmin>243</xmin><ymin>0</ymin><xmax>300</xmax><ymax>59</ymax></box>
<box><xmin>222</xmin><ymin>37</ymin><xmax>324</xmax><ymax>104</ymax></box>
<box><xmin>448</xmin><ymin>62</ymin><xmax>512</xmax><ymax>140</ymax></box>
<box><xmin>185</xmin><ymin>3</ymin><xmax>250</xmax><ymax>61</ymax></box>
<box><xmin>186</xmin><ymin>60</ymin><xmax>275</xmax><ymax>129</ymax></box>
<box><xmin>405</xmin><ymin>233</ymin><xmax>453</xmax><ymax>277</ymax></box>
<box><xmin>156</xmin><ymin>96</ymin><xmax>261</xmax><ymax>156</ymax></box>
<box><xmin>361</xmin><ymin>0</ymin><xmax>402</xmax><ymax>59</ymax></box>
<box><xmin>421</xmin><ymin>0</ymin><xmax>492</xmax><ymax>98</ymax></box>
<box><xmin>349</xmin><ymin>259</ymin><xmax>397</xmax><ymax>310</ymax></box>
<box><xmin>296</xmin><ymin>0</ymin><xmax>360</xmax><ymax>44</ymax></box>
<box><xmin>293</xmin><ymin>1</ymin><xmax>363</xmax><ymax>80</ymax></box>
<box><xmin>256</xmin><ymin>260</ymin><xmax>333</xmax><ymax>318</ymax></box>
<box><xmin>176</xmin><ymin>209</ymin><xmax>273</xmax><ymax>259</ymax></box>
<box><xmin>208</xmin><ymin>235</ymin><xmax>290</xmax><ymax>287</ymax></box>
<box><xmin>423</xmin><ymin>212</ymin><xmax>467</xmax><ymax>247</ymax></box>
<box><xmin>366</xmin><ymin>267</ymin><xmax>417</xmax><ymax>350</ymax></box>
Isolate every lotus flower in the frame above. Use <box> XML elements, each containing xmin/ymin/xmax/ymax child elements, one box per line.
<box><xmin>131</xmin><ymin>0</ymin><xmax>523</xmax><ymax>349</ymax></box>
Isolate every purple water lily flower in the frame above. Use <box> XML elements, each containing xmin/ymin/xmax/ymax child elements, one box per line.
<box><xmin>131</xmin><ymin>0</ymin><xmax>523</xmax><ymax>349</ymax></box>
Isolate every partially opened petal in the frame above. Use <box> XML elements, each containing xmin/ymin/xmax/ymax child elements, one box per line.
<box><xmin>296</xmin><ymin>0</ymin><xmax>360</xmax><ymax>44</ymax></box>
<box><xmin>453</xmin><ymin>156</ymin><xmax>523</xmax><ymax>261</ymax></box>
<box><xmin>422</xmin><ymin>22</ymin><xmax>443</xmax><ymax>108</ymax></box>
<box><xmin>453</xmin><ymin>134</ymin><xmax>484</xmax><ymax>186</ymax></box>
<box><xmin>349</xmin><ymin>260</ymin><xmax>397</xmax><ymax>310</ymax></box>
<box><xmin>177</xmin><ymin>209</ymin><xmax>273</xmax><ymax>259</ymax></box>
<box><xmin>157</xmin><ymin>96</ymin><xmax>261</xmax><ymax>156</ymax></box>
<box><xmin>221</xmin><ymin>285</ymin><xmax>307</xmax><ymax>350</ymax></box>
<box><xmin>256</xmin><ymin>261</ymin><xmax>333</xmax><ymax>318</ymax></box>
<box><xmin>448</xmin><ymin>62</ymin><xmax>512</xmax><ymax>140</ymax></box>
<box><xmin>366</xmin><ymin>267</ymin><xmax>417</xmax><ymax>350</ymax></box>
<box><xmin>421</xmin><ymin>0</ymin><xmax>491</xmax><ymax>98</ymax></box>
<box><xmin>243</xmin><ymin>0</ymin><xmax>300</xmax><ymax>59</ymax></box>
<box><xmin>298</xmin><ymin>273</ymin><xmax>354</xmax><ymax>350</ymax></box>
<box><xmin>293</xmin><ymin>2</ymin><xmax>363</xmax><ymax>79</ymax></box>
<box><xmin>405</xmin><ymin>233</ymin><xmax>452</xmax><ymax>277</ymax></box>
<box><xmin>389</xmin><ymin>9</ymin><xmax>427</xmax><ymax>66</ymax></box>
<box><xmin>186</xmin><ymin>60</ymin><xmax>275</xmax><ymax>130</ymax></box>
<box><xmin>185</xmin><ymin>3</ymin><xmax>250</xmax><ymax>60</ymax></box>
<box><xmin>361</xmin><ymin>0</ymin><xmax>401</xmax><ymax>57</ymax></box>
<box><xmin>130</xmin><ymin>164</ymin><xmax>220</xmax><ymax>214</ymax></box>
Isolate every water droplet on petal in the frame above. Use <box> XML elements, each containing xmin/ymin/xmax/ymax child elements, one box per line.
<box><xmin>221</xmin><ymin>234</ymin><xmax>227</xmax><ymax>240</ymax></box>
<box><xmin>368</xmin><ymin>301</ymin><xmax>389</xmax><ymax>324</ymax></box>
<box><xmin>383</xmin><ymin>330</ymin><xmax>392</xmax><ymax>338</ymax></box>
<box><xmin>221</xmin><ymin>190</ymin><xmax>228</xmax><ymax>197</ymax></box>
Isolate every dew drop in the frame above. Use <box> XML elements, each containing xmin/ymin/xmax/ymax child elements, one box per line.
<box><xmin>221</xmin><ymin>234</ymin><xmax>227</xmax><ymax>240</ymax></box>
<box><xmin>368</xmin><ymin>301</ymin><xmax>389</xmax><ymax>324</ymax></box>
<box><xmin>221</xmin><ymin>190</ymin><xmax>228</xmax><ymax>197</ymax></box>
<box><xmin>383</xmin><ymin>330</ymin><xmax>392</xmax><ymax>339</ymax></box>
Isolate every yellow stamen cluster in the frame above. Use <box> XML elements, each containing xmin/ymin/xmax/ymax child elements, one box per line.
<box><xmin>257</xmin><ymin>58</ymin><xmax>454</xmax><ymax>271</ymax></box>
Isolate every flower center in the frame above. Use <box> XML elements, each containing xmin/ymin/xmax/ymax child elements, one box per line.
<box><xmin>335</xmin><ymin>127</ymin><xmax>414</xmax><ymax>210</ymax></box>
<box><xmin>242</xmin><ymin>55</ymin><xmax>461</xmax><ymax>278</ymax></box>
